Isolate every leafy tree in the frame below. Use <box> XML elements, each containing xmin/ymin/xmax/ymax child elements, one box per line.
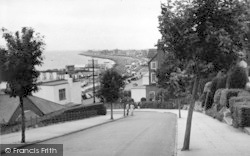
<box><xmin>0</xmin><ymin>48</ymin><xmax>8</xmax><ymax>82</ymax></box>
<box><xmin>158</xmin><ymin>0</ymin><xmax>250</xmax><ymax>150</ymax></box>
<box><xmin>97</xmin><ymin>69</ymin><xmax>125</xmax><ymax>119</ymax></box>
<box><xmin>1</xmin><ymin>27</ymin><xmax>45</xmax><ymax>143</ymax></box>
<box><xmin>157</xmin><ymin>52</ymin><xmax>191</xmax><ymax>100</ymax></box>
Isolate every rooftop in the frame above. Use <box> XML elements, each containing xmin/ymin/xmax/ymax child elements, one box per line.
<box><xmin>40</xmin><ymin>80</ymin><xmax>68</xmax><ymax>86</ymax></box>
<box><xmin>0</xmin><ymin>95</ymin><xmax>66</xmax><ymax>124</ymax></box>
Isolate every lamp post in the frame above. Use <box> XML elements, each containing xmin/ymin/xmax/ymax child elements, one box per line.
<box><xmin>92</xmin><ymin>58</ymin><xmax>96</xmax><ymax>103</ymax></box>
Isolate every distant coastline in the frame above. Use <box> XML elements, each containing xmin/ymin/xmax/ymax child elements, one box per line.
<box><xmin>37</xmin><ymin>51</ymin><xmax>114</xmax><ymax>71</ymax></box>
<box><xmin>80</xmin><ymin>51</ymin><xmax>141</xmax><ymax>74</ymax></box>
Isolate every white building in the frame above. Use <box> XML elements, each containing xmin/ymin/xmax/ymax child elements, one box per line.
<box><xmin>142</xmin><ymin>72</ymin><xmax>149</xmax><ymax>85</ymax></box>
<box><xmin>131</xmin><ymin>86</ymin><xmax>146</xmax><ymax>102</ymax></box>
<box><xmin>130</xmin><ymin>72</ymin><xmax>149</xmax><ymax>102</ymax></box>
<box><xmin>33</xmin><ymin>76</ymin><xmax>81</xmax><ymax>105</ymax></box>
<box><xmin>37</xmin><ymin>71</ymin><xmax>64</xmax><ymax>82</ymax></box>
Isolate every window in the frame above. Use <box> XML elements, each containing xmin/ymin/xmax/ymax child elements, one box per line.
<box><xmin>59</xmin><ymin>89</ymin><xmax>66</xmax><ymax>101</ymax></box>
<box><xmin>151</xmin><ymin>61</ymin><xmax>157</xmax><ymax>70</ymax></box>
<box><xmin>151</xmin><ymin>73</ymin><xmax>157</xmax><ymax>83</ymax></box>
<box><xmin>149</xmin><ymin>91</ymin><xmax>155</xmax><ymax>101</ymax></box>
<box><xmin>49</xmin><ymin>73</ymin><xmax>53</xmax><ymax>80</ymax></box>
<box><xmin>42</xmin><ymin>73</ymin><xmax>46</xmax><ymax>80</ymax></box>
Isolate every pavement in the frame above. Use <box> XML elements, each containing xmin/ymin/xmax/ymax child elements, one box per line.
<box><xmin>1</xmin><ymin>109</ymin><xmax>250</xmax><ymax>156</ymax></box>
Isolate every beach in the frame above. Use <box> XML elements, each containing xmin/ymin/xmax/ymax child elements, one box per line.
<box><xmin>81</xmin><ymin>51</ymin><xmax>143</xmax><ymax>74</ymax></box>
<box><xmin>37</xmin><ymin>51</ymin><xmax>115</xmax><ymax>71</ymax></box>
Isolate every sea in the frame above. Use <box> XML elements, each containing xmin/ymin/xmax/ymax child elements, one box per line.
<box><xmin>37</xmin><ymin>51</ymin><xmax>114</xmax><ymax>71</ymax></box>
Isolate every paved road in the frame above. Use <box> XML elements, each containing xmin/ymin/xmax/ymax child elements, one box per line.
<box><xmin>34</xmin><ymin>112</ymin><xmax>177</xmax><ymax>156</ymax></box>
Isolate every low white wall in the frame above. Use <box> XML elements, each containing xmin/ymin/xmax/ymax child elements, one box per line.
<box><xmin>131</xmin><ymin>87</ymin><xmax>146</xmax><ymax>102</ymax></box>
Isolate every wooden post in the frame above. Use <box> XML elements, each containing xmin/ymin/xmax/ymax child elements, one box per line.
<box><xmin>92</xmin><ymin>58</ymin><xmax>96</xmax><ymax>103</ymax></box>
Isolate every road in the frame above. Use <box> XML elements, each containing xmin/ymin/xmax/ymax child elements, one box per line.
<box><xmin>34</xmin><ymin>112</ymin><xmax>177</xmax><ymax>156</ymax></box>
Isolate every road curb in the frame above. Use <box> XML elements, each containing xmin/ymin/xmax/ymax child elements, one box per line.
<box><xmin>1</xmin><ymin>116</ymin><xmax>125</xmax><ymax>154</ymax></box>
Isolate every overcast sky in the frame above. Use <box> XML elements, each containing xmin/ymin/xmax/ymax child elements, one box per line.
<box><xmin>0</xmin><ymin>0</ymin><xmax>164</xmax><ymax>51</ymax></box>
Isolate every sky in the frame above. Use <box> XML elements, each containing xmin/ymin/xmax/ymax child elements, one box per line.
<box><xmin>0</xmin><ymin>0</ymin><xmax>164</xmax><ymax>51</ymax></box>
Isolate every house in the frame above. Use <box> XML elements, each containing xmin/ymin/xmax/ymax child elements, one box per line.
<box><xmin>33</xmin><ymin>75</ymin><xmax>82</xmax><ymax>105</ymax></box>
<box><xmin>146</xmin><ymin>49</ymin><xmax>166</xmax><ymax>101</ymax></box>
<box><xmin>0</xmin><ymin>94</ymin><xmax>65</xmax><ymax>124</ymax></box>
<box><xmin>130</xmin><ymin>49</ymin><xmax>166</xmax><ymax>102</ymax></box>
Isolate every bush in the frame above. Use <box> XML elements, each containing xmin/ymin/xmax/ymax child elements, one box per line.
<box><xmin>228</xmin><ymin>66</ymin><xmax>249</xmax><ymax>89</ymax></box>
<box><xmin>205</xmin><ymin>108</ymin><xmax>217</xmax><ymax>118</ymax></box>
<box><xmin>141</xmin><ymin>101</ymin><xmax>176</xmax><ymax>109</ymax></box>
<box><xmin>213</xmin><ymin>89</ymin><xmax>223</xmax><ymax>105</ymax></box>
<box><xmin>216</xmin><ymin>75</ymin><xmax>227</xmax><ymax>90</ymax></box>
<box><xmin>97</xmin><ymin>105</ymin><xmax>107</xmax><ymax>115</ymax></box>
<box><xmin>42</xmin><ymin>103</ymin><xmax>107</xmax><ymax>125</ymax></box>
<box><xmin>141</xmin><ymin>97</ymin><xmax>146</xmax><ymax>102</ymax></box>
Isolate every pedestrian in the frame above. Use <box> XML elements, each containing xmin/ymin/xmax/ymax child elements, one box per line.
<box><xmin>137</xmin><ymin>102</ymin><xmax>141</xmax><ymax>109</ymax></box>
<box><xmin>126</xmin><ymin>103</ymin><xmax>130</xmax><ymax>116</ymax></box>
<box><xmin>130</xmin><ymin>103</ymin><xmax>135</xmax><ymax>116</ymax></box>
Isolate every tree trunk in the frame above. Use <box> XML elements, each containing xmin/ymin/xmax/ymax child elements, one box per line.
<box><xmin>178</xmin><ymin>99</ymin><xmax>181</xmax><ymax>118</ymax></box>
<box><xmin>123</xmin><ymin>103</ymin><xmax>126</xmax><ymax>117</ymax></box>
<box><xmin>182</xmin><ymin>75</ymin><xmax>199</xmax><ymax>151</ymax></box>
<box><xmin>20</xmin><ymin>96</ymin><xmax>26</xmax><ymax>143</ymax></box>
<box><xmin>111</xmin><ymin>102</ymin><xmax>113</xmax><ymax>120</ymax></box>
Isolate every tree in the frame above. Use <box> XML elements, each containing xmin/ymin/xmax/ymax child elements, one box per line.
<box><xmin>97</xmin><ymin>69</ymin><xmax>125</xmax><ymax>119</ymax></box>
<box><xmin>158</xmin><ymin>0</ymin><xmax>250</xmax><ymax>150</ymax></box>
<box><xmin>157</xmin><ymin>52</ymin><xmax>191</xmax><ymax>99</ymax></box>
<box><xmin>1</xmin><ymin>27</ymin><xmax>45</xmax><ymax>143</ymax></box>
<box><xmin>0</xmin><ymin>48</ymin><xmax>8</xmax><ymax>82</ymax></box>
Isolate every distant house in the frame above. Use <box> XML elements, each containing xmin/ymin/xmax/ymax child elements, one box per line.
<box><xmin>0</xmin><ymin>95</ymin><xmax>65</xmax><ymax>125</ymax></box>
<box><xmin>33</xmin><ymin>76</ymin><xmax>82</xmax><ymax>105</ymax></box>
<box><xmin>130</xmin><ymin>49</ymin><xmax>166</xmax><ymax>102</ymax></box>
<box><xmin>146</xmin><ymin>49</ymin><xmax>166</xmax><ymax>101</ymax></box>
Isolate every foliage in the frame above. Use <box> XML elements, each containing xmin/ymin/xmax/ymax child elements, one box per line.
<box><xmin>216</xmin><ymin>75</ymin><xmax>227</xmax><ymax>90</ymax></box>
<box><xmin>0</xmin><ymin>48</ymin><xmax>7</xmax><ymax>82</ymax></box>
<box><xmin>228</xmin><ymin>66</ymin><xmax>249</xmax><ymax>89</ymax></box>
<box><xmin>1</xmin><ymin>27</ymin><xmax>45</xmax><ymax>97</ymax></box>
<box><xmin>97</xmin><ymin>69</ymin><xmax>125</xmax><ymax>103</ymax></box>
<box><xmin>140</xmin><ymin>97</ymin><xmax>146</xmax><ymax>102</ymax></box>
<box><xmin>1</xmin><ymin>27</ymin><xmax>45</xmax><ymax>143</ymax></box>
<box><xmin>158</xmin><ymin>0</ymin><xmax>250</xmax><ymax>78</ymax></box>
<box><xmin>140</xmin><ymin>101</ymin><xmax>177</xmax><ymax>109</ymax></box>
<box><xmin>120</xmin><ymin>90</ymin><xmax>132</xmax><ymax>103</ymax></box>
<box><xmin>41</xmin><ymin>104</ymin><xmax>107</xmax><ymax>126</ymax></box>
<box><xmin>158</xmin><ymin>0</ymin><xmax>250</xmax><ymax>150</ymax></box>
<box><xmin>156</xmin><ymin>53</ymin><xmax>192</xmax><ymax>99</ymax></box>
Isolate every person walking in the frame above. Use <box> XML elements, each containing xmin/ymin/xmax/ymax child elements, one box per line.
<box><xmin>126</xmin><ymin>103</ymin><xmax>130</xmax><ymax>116</ymax></box>
<box><xmin>130</xmin><ymin>103</ymin><xmax>135</xmax><ymax>116</ymax></box>
<box><xmin>137</xmin><ymin>102</ymin><xmax>141</xmax><ymax>109</ymax></box>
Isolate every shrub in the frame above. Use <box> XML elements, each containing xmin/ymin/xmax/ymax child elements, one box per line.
<box><xmin>141</xmin><ymin>101</ymin><xmax>176</xmax><ymax>109</ymax></box>
<box><xmin>205</xmin><ymin>108</ymin><xmax>217</xmax><ymax>118</ymax></box>
<box><xmin>97</xmin><ymin>105</ymin><xmax>107</xmax><ymax>115</ymax></box>
<box><xmin>228</xmin><ymin>66</ymin><xmax>249</xmax><ymax>89</ymax></box>
<box><xmin>141</xmin><ymin>97</ymin><xmax>146</xmax><ymax>102</ymax></box>
<box><xmin>213</xmin><ymin>89</ymin><xmax>223</xmax><ymax>105</ymax></box>
<box><xmin>216</xmin><ymin>76</ymin><xmax>227</xmax><ymax>89</ymax></box>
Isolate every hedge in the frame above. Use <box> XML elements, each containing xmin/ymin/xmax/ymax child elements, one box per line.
<box><xmin>141</xmin><ymin>101</ymin><xmax>178</xmax><ymax>109</ymax></box>
<box><xmin>41</xmin><ymin>103</ymin><xmax>107</xmax><ymax>125</ymax></box>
